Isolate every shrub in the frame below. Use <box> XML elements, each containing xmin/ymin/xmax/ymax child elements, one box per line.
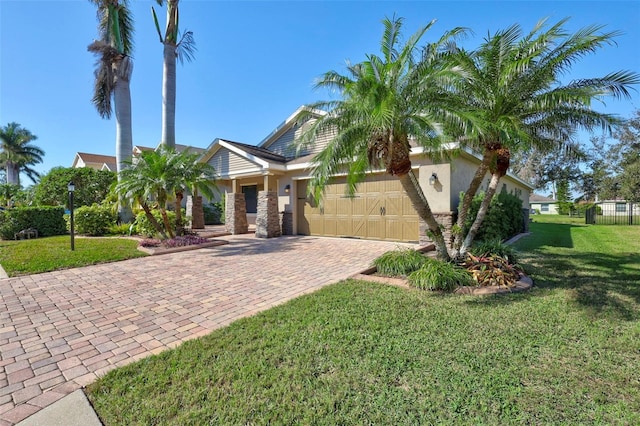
<box><xmin>373</xmin><ymin>248</ymin><xmax>428</xmax><ymax>276</ymax></box>
<box><xmin>70</xmin><ymin>204</ymin><xmax>117</xmax><ymax>236</ymax></box>
<box><xmin>109</xmin><ymin>223</ymin><xmax>134</xmax><ymax>236</ymax></box>
<box><xmin>134</xmin><ymin>210</ymin><xmax>177</xmax><ymax>238</ymax></box>
<box><xmin>408</xmin><ymin>259</ymin><xmax>474</xmax><ymax>291</ymax></box>
<box><xmin>203</xmin><ymin>202</ymin><xmax>224</xmax><ymax>225</ymax></box>
<box><xmin>462</xmin><ymin>191</ymin><xmax>524</xmax><ymax>242</ymax></box>
<box><xmin>0</xmin><ymin>206</ymin><xmax>66</xmax><ymax>240</ymax></box>
<box><xmin>470</xmin><ymin>239</ymin><xmax>519</xmax><ymax>264</ymax></box>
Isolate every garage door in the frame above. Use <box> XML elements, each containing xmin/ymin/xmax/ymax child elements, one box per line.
<box><xmin>297</xmin><ymin>174</ymin><xmax>419</xmax><ymax>242</ymax></box>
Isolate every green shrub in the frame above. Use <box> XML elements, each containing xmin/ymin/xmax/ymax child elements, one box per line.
<box><xmin>203</xmin><ymin>202</ymin><xmax>224</xmax><ymax>225</ymax></box>
<box><xmin>109</xmin><ymin>223</ymin><xmax>134</xmax><ymax>236</ymax></box>
<box><xmin>0</xmin><ymin>206</ymin><xmax>66</xmax><ymax>240</ymax></box>
<box><xmin>373</xmin><ymin>248</ymin><xmax>428</xmax><ymax>277</ymax></box>
<box><xmin>69</xmin><ymin>204</ymin><xmax>117</xmax><ymax>236</ymax></box>
<box><xmin>462</xmin><ymin>191</ymin><xmax>523</xmax><ymax>241</ymax></box>
<box><xmin>470</xmin><ymin>239</ymin><xmax>519</xmax><ymax>264</ymax></box>
<box><xmin>134</xmin><ymin>210</ymin><xmax>177</xmax><ymax>238</ymax></box>
<box><xmin>408</xmin><ymin>259</ymin><xmax>474</xmax><ymax>291</ymax></box>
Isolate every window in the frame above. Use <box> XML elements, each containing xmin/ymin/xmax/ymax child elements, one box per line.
<box><xmin>616</xmin><ymin>203</ymin><xmax>627</xmax><ymax>213</ymax></box>
<box><xmin>541</xmin><ymin>203</ymin><xmax>549</xmax><ymax>212</ymax></box>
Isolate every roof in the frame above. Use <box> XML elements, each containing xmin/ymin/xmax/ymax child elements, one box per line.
<box><xmin>529</xmin><ymin>194</ymin><xmax>557</xmax><ymax>203</ymax></box>
<box><xmin>224</xmin><ymin>140</ymin><xmax>287</xmax><ymax>164</ymax></box>
<box><xmin>73</xmin><ymin>152</ymin><xmax>117</xmax><ymax>171</ymax></box>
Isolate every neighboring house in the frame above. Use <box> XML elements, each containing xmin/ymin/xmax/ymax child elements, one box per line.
<box><xmin>73</xmin><ymin>144</ymin><xmax>204</xmax><ymax>170</ymax></box>
<box><xmin>529</xmin><ymin>194</ymin><xmax>559</xmax><ymax>215</ymax></box>
<box><xmin>71</xmin><ymin>152</ymin><xmax>117</xmax><ymax>171</ymax></box>
<box><xmin>597</xmin><ymin>200</ymin><xmax>640</xmax><ymax>216</ymax></box>
<box><xmin>200</xmin><ymin>106</ymin><xmax>533</xmax><ymax>245</ymax></box>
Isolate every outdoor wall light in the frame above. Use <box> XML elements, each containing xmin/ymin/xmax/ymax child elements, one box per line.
<box><xmin>429</xmin><ymin>173</ymin><xmax>438</xmax><ymax>186</ymax></box>
<box><xmin>284</xmin><ymin>184</ymin><xmax>291</xmax><ymax>194</ymax></box>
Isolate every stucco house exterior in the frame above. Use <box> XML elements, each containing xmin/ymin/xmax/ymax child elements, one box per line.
<box><xmin>200</xmin><ymin>106</ymin><xmax>533</xmax><ymax>245</ymax></box>
<box><xmin>529</xmin><ymin>194</ymin><xmax>559</xmax><ymax>214</ymax></box>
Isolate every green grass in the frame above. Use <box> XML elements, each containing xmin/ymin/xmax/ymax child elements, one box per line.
<box><xmin>86</xmin><ymin>218</ymin><xmax>640</xmax><ymax>425</ymax></box>
<box><xmin>0</xmin><ymin>236</ymin><xmax>146</xmax><ymax>277</ymax></box>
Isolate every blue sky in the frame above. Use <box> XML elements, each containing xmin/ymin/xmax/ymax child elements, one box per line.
<box><xmin>1</xmin><ymin>0</ymin><xmax>639</xmax><ymax>183</ymax></box>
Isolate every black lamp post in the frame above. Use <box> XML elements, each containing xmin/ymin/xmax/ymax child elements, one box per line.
<box><xmin>68</xmin><ymin>181</ymin><xmax>75</xmax><ymax>251</ymax></box>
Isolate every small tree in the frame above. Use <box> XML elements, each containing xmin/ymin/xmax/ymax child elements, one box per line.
<box><xmin>34</xmin><ymin>167</ymin><xmax>116</xmax><ymax>207</ymax></box>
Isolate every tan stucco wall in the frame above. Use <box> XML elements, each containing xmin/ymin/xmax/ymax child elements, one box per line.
<box><xmin>417</xmin><ymin>162</ymin><xmax>451</xmax><ymax>212</ymax></box>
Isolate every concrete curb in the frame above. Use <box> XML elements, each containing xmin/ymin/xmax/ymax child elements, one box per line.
<box><xmin>16</xmin><ymin>390</ymin><xmax>102</xmax><ymax>426</ymax></box>
<box><xmin>0</xmin><ymin>263</ymin><xmax>9</xmax><ymax>279</ymax></box>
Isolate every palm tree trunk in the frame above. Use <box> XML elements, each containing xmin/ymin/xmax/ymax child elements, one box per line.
<box><xmin>174</xmin><ymin>190</ymin><xmax>184</xmax><ymax>235</ymax></box>
<box><xmin>114</xmin><ymin>56</ymin><xmax>134</xmax><ymax>222</ymax></box>
<box><xmin>140</xmin><ymin>201</ymin><xmax>168</xmax><ymax>240</ymax></box>
<box><xmin>458</xmin><ymin>172</ymin><xmax>501</xmax><ymax>256</ymax></box>
<box><xmin>160</xmin><ymin>208</ymin><xmax>175</xmax><ymax>239</ymax></box>
<box><xmin>6</xmin><ymin>162</ymin><xmax>19</xmax><ymax>186</ymax></box>
<box><xmin>452</xmin><ymin>149</ymin><xmax>492</xmax><ymax>257</ymax></box>
<box><xmin>398</xmin><ymin>170</ymin><xmax>450</xmax><ymax>261</ymax></box>
<box><xmin>161</xmin><ymin>43</ymin><xmax>176</xmax><ymax>148</ymax></box>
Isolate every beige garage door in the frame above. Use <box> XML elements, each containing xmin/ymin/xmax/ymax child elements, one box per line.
<box><xmin>297</xmin><ymin>174</ymin><xmax>419</xmax><ymax>242</ymax></box>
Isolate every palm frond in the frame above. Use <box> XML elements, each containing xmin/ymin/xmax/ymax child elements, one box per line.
<box><xmin>176</xmin><ymin>30</ymin><xmax>197</xmax><ymax>64</ymax></box>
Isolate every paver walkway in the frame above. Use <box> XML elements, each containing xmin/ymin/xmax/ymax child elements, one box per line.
<box><xmin>0</xmin><ymin>234</ymin><xmax>413</xmax><ymax>425</ymax></box>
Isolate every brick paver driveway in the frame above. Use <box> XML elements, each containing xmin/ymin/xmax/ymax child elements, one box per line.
<box><xmin>0</xmin><ymin>234</ymin><xmax>413</xmax><ymax>425</ymax></box>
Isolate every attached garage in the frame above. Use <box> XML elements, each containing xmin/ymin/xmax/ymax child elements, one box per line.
<box><xmin>297</xmin><ymin>173</ymin><xmax>420</xmax><ymax>243</ymax></box>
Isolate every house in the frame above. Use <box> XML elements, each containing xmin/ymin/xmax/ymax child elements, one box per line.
<box><xmin>200</xmin><ymin>106</ymin><xmax>533</xmax><ymax>245</ymax></box>
<box><xmin>71</xmin><ymin>152</ymin><xmax>117</xmax><ymax>171</ymax></box>
<box><xmin>529</xmin><ymin>194</ymin><xmax>559</xmax><ymax>214</ymax></box>
<box><xmin>72</xmin><ymin>144</ymin><xmax>205</xmax><ymax>170</ymax></box>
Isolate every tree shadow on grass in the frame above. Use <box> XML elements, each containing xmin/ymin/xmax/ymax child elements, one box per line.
<box><xmin>465</xmin><ymin>222</ymin><xmax>640</xmax><ymax>321</ymax></box>
<box><xmin>466</xmin><ymin>250</ymin><xmax>640</xmax><ymax>321</ymax></box>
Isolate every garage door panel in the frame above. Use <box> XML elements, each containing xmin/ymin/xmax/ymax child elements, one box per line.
<box><xmin>299</xmin><ymin>174</ymin><xmax>420</xmax><ymax>242</ymax></box>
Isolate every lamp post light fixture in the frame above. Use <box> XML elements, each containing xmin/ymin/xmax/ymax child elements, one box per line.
<box><xmin>68</xmin><ymin>181</ymin><xmax>75</xmax><ymax>251</ymax></box>
<box><xmin>429</xmin><ymin>173</ymin><xmax>438</xmax><ymax>186</ymax></box>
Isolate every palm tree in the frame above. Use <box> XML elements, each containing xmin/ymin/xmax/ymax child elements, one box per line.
<box><xmin>450</xmin><ymin>18</ymin><xmax>640</xmax><ymax>259</ymax></box>
<box><xmin>170</xmin><ymin>149</ymin><xmax>217</xmax><ymax>234</ymax></box>
<box><xmin>88</xmin><ymin>0</ymin><xmax>135</xmax><ymax>221</ymax></box>
<box><xmin>0</xmin><ymin>122</ymin><xmax>44</xmax><ymax>186</ymax></box>
<box><xmin>115</xmin><ymin>146</ymin><xmax>182</xmax><ymax>239</ymax></box>
<box><xmin>298</xmin><ymin>16</ymin><xmax>467</xmax><ymax>260</ymax></box>
<box><xmin>152</xmin><ymin>0</ymin><xmax>196</xmax><ymax>148</ymax></box>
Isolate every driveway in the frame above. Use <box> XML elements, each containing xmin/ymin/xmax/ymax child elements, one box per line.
<box><xmin>0</xmin><ymin>234</ymin><xmax>413</xmax><ymax>425</ymax></box>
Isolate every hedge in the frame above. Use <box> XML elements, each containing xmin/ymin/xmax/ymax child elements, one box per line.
<box><xmin>462</xmin><ymin>190</ymin><xmax>524</xmax><ymax>242</ymax></box>
<box><xmin>0</xmin><ymin>206</ymin><xmax>67</xmax><ymax>240</ymax></box>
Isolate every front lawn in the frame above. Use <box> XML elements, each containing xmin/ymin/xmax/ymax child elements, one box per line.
<box><xmin>86</xmin><ymin>219</ymin><xmax>640</xmax><ymax>425</ymax></box>
<box><xmin>0</xmin><ymin>236</ymin><xmax>146</xmax><ymax>277</ymax></box>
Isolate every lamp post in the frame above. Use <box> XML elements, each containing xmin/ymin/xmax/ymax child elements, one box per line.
<box><xmin>68</xmin><ymin>181</ymin><xmax>75</xmax><ymax>251</ymax></box>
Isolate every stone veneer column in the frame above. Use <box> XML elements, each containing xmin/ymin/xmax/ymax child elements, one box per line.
<box><xmin>187</xmin><ymin>195</ymin><xmax>205</xmax><ymax>229</ymax></box>
<box><xmin>281</xmin><ymin>211</ymin><xmax>293</xmax><ymax>235</ymax></box>
<box><xmin>225</xmin><ymin>193</ymin><xmax>248</xmax><ymax>234</ymax></box>
<box><xmin>419</xmin><ymin>212</ymin><xmax>455</xmax><ymax>248</ymax></box>
<box><xmin>255</xmin><ymin>191</ymin><xmax>281</xmax><ymax>238</ymax></box>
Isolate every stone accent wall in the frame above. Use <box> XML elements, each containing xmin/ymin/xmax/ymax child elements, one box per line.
<box><xmin>188</xmin><ymin>196</ymin><xmax>205</xmax><ymax>229</ymax></box>
<box><xmin>225</xmin><ymin>193</ymin><xmax>248</xmax><ymax>234</ymax></box>
<box><xmin>281</xmin><ymin>211</ymin><xmax>293</xmax><ymax>235</ymax></box>
<box><xmin>256</xmin><ymin>191</ymin><xmax>281</xmax><ymax>238</ymax></box>
<box><xmin>419</xmin><ymin>211</ymin><xmax>455</xmax><ymax>248</ymax></box>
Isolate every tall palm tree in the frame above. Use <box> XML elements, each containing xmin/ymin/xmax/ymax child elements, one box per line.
<box><xmin>298</xmin><ymin>16</ymin><xmax>467</xmax><ymax>259</ymax></box>
<box><xmin>0</xmin><ymin>122</ymin><xmax>44</xmax><ymax>186</ymax></box>
<box><xmin>88</xmin><ymin>0</ymin><xmax>135</xmax><ymax>221</ymax></box>
<box><xmin>450</xmin><ymin>18</ymin><xmax>640</xmax><ymax>258</ymax></box>
<box><xmin>152</xmin><ymin>0</ymin><xmax>196</xmax><ymax>148</ymax></box>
